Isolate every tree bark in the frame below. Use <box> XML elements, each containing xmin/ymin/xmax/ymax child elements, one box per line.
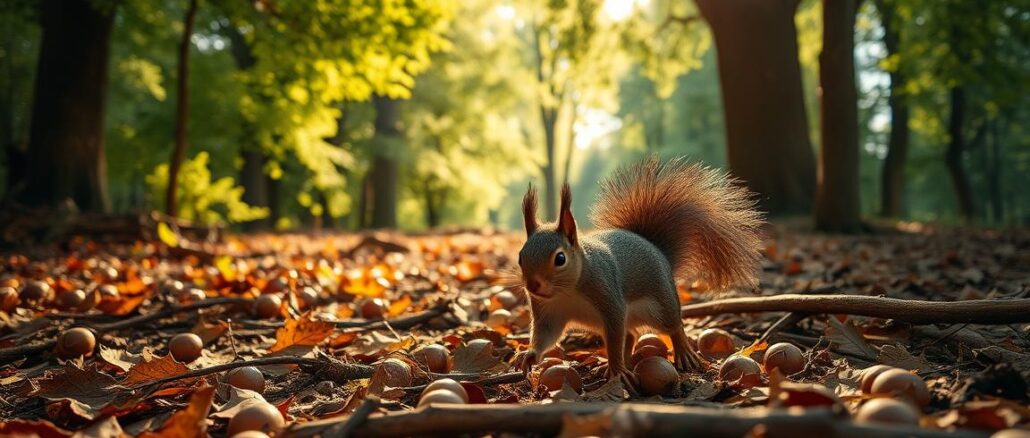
<box><xmin>369</xmin><ymin>95</ymin><xmax>401</xmax><ymax>229</ymax></box>
<box><xmin>873</xmin><ymin>0</ymin><xmax>910</xmax><ymax>218</ymax></box>
<box><xmin>945</xmin><ymin>86</ymin><xmax>975</xmax><ymax>220</ymax></box>
<box><xmin>814</xmin><ymin>0</ymin><xmax>862</xmax><ymax>232</ymax></box>
<box><xmin>695</xmin><ymin>0</ymin><xmax>817</xmax><ymax>216</ymax></box>
<box><xmin>165</xmin><ymin>0</ymin><xmax>199</xmax><ymax>217</ymax></box>
<box><xmin>18</xmin><ymin>0</ymin><xmax>114</xmax><ymax>212</ymax></box>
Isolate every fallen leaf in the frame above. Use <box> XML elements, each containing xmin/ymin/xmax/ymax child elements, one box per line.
<box><xmin>31</xmin><ymin>364</ymin><xmax>118</xmax><ymax>420</ymax></box>
<box><xmin>269</xmin><ymin>312</ymin><xmax>335</xmax><ymax>353</ymax></box>
<box><xmin>0</xmin><ymin>419</ymin><xmax>73</xmax><ymax>438</ymax></box>
<box><xmin>824</xmin><ymin>317</ymin><xmax>877</xmax><ymax>360</ymax></box>
<box><xmin>98</xmin><ymin>346</ymin><xmax>141</xmax><ymax>373</ymax></box>
<box><xmin>878</xmin><ymin>344</ymin><xmax>933</xmax><ymax>372</ymax></box>
<box><xmin>139</xmin><ymin>386</ymin><xmax>215</xmax><ymax>438</ymax></box>
<box><xmin>121</xmin><ymin>354</ymin><xmax>190</xmax><ymax>387</ymax></box>
<box><xmin>452</xmin><ymin>341</ymin><xmax>503</xmax><ymax>373</ymax></box>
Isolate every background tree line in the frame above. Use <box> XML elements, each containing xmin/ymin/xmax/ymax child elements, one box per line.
<box><xmin>0</xmin><ymin>0</ymin><xmax>1026</xmax><ymax>232</ymax></box>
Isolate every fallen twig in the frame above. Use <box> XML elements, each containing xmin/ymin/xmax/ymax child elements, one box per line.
<box><xmin>322</xmin><ymin>396</ymin><xmax>381</xmax><ymax>437</ymax></box>
<box><xmin>0</xmin><ymin>297</ymin><xmax>252</xmax><ymax>366</ymax></box>
<box><xmin>132</xmin><ymin>355</ymin><xmax>374</xmax><ymax>390</ymax></box>
<box><xmin>682</xmin><ymin>295</ymin><xmax>1030</xmax><ymax>324</ymax></box>
<box><xmin>403</xmin><ymin>371</ymin><xmax>525</xmax><ymax>392</ymax></box>
<box><xmin>284</xmin><ymin>403</ymin><xmax>988</xmax><ymax>438</ymax></box>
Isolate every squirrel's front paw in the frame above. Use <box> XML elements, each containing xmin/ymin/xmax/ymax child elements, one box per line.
<box><xmin>606</xmin><ymin>365</ymin><xmax>640</xmax><ymax>396</ymax></box>
<box><xmin>514</xmin><ymin>349</ymin><xmax>538</xmax><ymax>373</ymax></box>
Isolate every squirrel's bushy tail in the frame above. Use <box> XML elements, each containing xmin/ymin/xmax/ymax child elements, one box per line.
<box><xmin>591</xmin><ymin>156</ymin><xmax>764</xmax><ymax>289</ymax></box>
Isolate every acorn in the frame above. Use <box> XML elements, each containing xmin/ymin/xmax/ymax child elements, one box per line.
<box><xmin>992</xmin><ymin>430</ymin><xmax>1030</xmax><ymax>438</ymax></box>
<box><xmin>255</xmin><ymin>294</ymin><xmax>282</xmax><ymax>319</ymax></box>
<box><xmin>184</xmin><ymin>288</ymin><xmax>206</xmax><ymax>302</ymax></box>
<box><xmin>57</xmin><ymin>327</ymin><xmax>96</xmax><ymax>359</ymax></box>
<box><xmin>299</xmin><ymin>287</ymin><xmax>319</xmax><ymax>308</ymax></box>
<box><xmin>412</xmin><ymin>344</ymin><xmax>452</xmax><ymax>373</ymax></box>
<box><xmin>698</xmin><ymin>328</ymin><xmax>735</xmax><ymax>360</ymax></box>
<box><xmin>227</xmin><ymin>366</ymin><xmax>266</xmax><ymax>393</ymax></box>
<box><xmin>854</xmin><ymin>398</ymin><xmax>920</xmax><ymax>425</ymax></box>
<box><xmin>634</xmin><ymin>334</ymin><xmax>670</xmax><ymax>356</ymax></box>
<box><xmin>859</xmin><ymin>365</ymin><xmax>896</xmax><ymax>393</ymax></box>
<box><xmin>422</xmin><ymin>378</ymin><xmax>469</xmax><ymax>403</ymax></box>
<box><xmin>490</xmin><ymin>290</ymin><xmax>519</xmax><ymax>310</ymax></box>
<box><xmin>629</xmin><ymin>344</ymin><xmax>666</xmax><ymax>368</ymax></box>
<box><xmin>360</xmin><ymin>298</ymin><xmax>389</xmax><ymax>320</ymax></box>
<box><xmin>719</xmin><ymin>355</ymin><xmax>762</xmax><ymax>389</ymax></box>
<box><xmin>226</xmin><ymin>402</ymin><xmax>285</xmax><ymax>436</ymax></box>
<box><xmin>169</xmin><ymin>333</ymin><xmax>204</xmax><ymax>363</ymax></box>
<box><xmin>869</xmin><ymin>369</ymin><xmax>930</xmax><ymax>407</ymax></box>
<box><xmin>0</xmin><ymin>286</ymin><xmax>18</xmax><ymax>311</ymax></box>
<box><xmin>97</xmin><ymin>284</ymin><xmax>120</xmax><ymax>299</ymax></box>
<box><xmin>537</xmin><ymin>357</ymin><xmax>565</xmax><ymax>372</ymax></box>
<box><xmin>230</xmin><ymin>431</ymin><xmax>270</xmax><ymax>438</ymax></box>
<box><xmin>19</xmin><ymin>280</ymin><xmax>51</xmax><ymax>302</ymax></box>
<box><xmin>763</xmin><ymin>342</ymin><xmax>805</xmax><ymax>375</ymax></box>
<box><xmin>484</xmin><ymin>309</ymin><xmax>511</xmax><ymax>328</ymax></box>
<box><xmin>418</xmin><ymin>388</ymin><xmax>466</xmax><ymax>407</ymax></box>
<box><xmin>538</xmin><ymin>364</ymin><xmax>582</xmax><ymax>392</ymax></box>
<box><xmin>56</xmin><ymin>289</ymin><xmax>87</xmax><ymax>311</ymax></box>
<box><xmin>377</xmin><ymin>358</ymin><xmax>413</xmax><ymax>387</ymax></box>
<box><xmin>634</xmin><ymin>356</ymin><xmax>679</xmax><ymax>396</ymax></box>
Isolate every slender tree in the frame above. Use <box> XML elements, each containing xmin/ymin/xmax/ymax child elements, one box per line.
<box><xmin>18</xmin><ymin>0</ymin><xmax>114</xmax><ymax>212</ymax></box>
<box><xmin>165</xmin><ymin>0</ymin><xmax>199</xmax><ymax>217</ymax></box>
<box><xmin>695</xmin><ymin>0</ymin><xmax>817</xmax><ymax>215</ymax></box>
<box><xmin>814</xmin><ymin>0</ymin><xmax>862</xmax><ymax>232</ymax></box>
<box><xmin>872</xmin><ymin>0</ymin><xmax>910</xmax><ymax>218</ymax></box>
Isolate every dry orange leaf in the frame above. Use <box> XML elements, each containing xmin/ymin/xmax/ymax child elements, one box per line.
<box><xmin>121</xmin><ymin>354</ymin><xmax>190</xmax><ymax>387</ymax></box>
<box><xmin>139</xmin><ymin>385</ymin><xmax>215</xmax><ymax>438</ymax></box>
<box><xmin>96</xmin><ymin>295</ymin><xmax>146</xmax><ymax>316</ymax></box>
<box><xmin>738</xmin><ymin>339</ymin><xmax>768</xmax><ymax>358</ymax></box>
<box><xmin>387</xmin><ymin>295</ymin><xmax>412</xmax><ymax>317</ymax></box>
<box><xmin>270</xmin><ymin>312</ymin><xmax>335</xmax><ymax>353</ymax></box>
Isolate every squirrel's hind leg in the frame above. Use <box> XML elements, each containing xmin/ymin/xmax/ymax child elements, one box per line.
<box><xmin>647</xmin><ymin>283</ymin><xmax>703</xmax><ymax>372</ymax></box>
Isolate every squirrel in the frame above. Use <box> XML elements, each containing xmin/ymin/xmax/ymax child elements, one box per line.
<box><xmin>515</xmin><ymin>156</ymin><xmax>764</xmax><ymax>388</ymax></box>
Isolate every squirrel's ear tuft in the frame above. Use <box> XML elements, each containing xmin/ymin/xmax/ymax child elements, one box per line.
<box><xmin>522</xmin><ymin>183</ymin><xmax>539</xmax><ymax>238</ymax></box>
<box><xmin>558</xmin><ymin>182</ymin><xmax>578</xmax><ymax>246</ymax></box>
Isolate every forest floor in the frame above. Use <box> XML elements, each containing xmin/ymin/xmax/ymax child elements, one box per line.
<box><xmin>0</xmin><ymin>221</ymin><xmax>1028</xmax><ymax>437</ymax></box>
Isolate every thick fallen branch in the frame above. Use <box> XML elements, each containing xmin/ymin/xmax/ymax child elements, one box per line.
<box><xmin>284</xmin><ymin>403</ymin><xmax>988</xmax><ymax>438</ymax></box>
<box><xmin>681</xmin><ymin>295</ymin><xmax>1030</xmax><ymax>324</ymax></box>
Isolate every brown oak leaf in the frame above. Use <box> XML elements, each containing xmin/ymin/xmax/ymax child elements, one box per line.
<box><xmin>30</xmin><ymin>363</ymin><xmax>118</xmax><ymax>420</ymax></box>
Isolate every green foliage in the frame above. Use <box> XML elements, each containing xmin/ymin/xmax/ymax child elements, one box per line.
<box><xmin>146</xmin><ymin>152</ymin><xmax>268</xmax><ymax>224</ymax></box>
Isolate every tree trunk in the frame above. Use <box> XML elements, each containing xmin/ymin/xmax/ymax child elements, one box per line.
<box><xmin>369</xmin><ymin>95</ymin><xmax>400</xmax><ymax>229</ymax></box>
<box><xmin>165</xmin><ymin>0</ymin><xmax>199</xmax><ymax>217</ymax></box>
<box><xmin>945</xmin><ymin>86</ymin><xmax>975</xmax><ymax>221</ymax></box>
<box><xmin>986</xmin><ymin>119</ymin><xmax>1003</xmax><ymax>223</ymax></box>
<box><xmin>540</xmin><ymin>106</ymin><xmax>558</xmax><ymax>220</ymax></box>
<box><xmin>873</xmin><ymin>0</ymin><xmax>910</xmax><ymax>218</ymax></box>
<box><xmin>814</xmin><ymin>0</ymin><xmax>862</xmax><ymax>232</ymax></box>
<box><xmin>695</xmin><ymin>0</ymin><xmax>816</xmax><ymax>215</ymax></box>
<box><xmin>18</xmin><ymin>0</ymin><xmax>114</xmax><ymax>212</ymax></box>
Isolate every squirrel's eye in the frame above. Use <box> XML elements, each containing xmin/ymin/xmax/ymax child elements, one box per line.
<box><xmin>554</xmin><ymin>251</ymin><xmax>566</xmax><ymax>267</ymax></box>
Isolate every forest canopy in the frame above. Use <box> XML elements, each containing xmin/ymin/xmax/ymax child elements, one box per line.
<box><xmin>1</xmin><ymin>0</ymin><xmax>1027</xmax><ymax>232</ymax></box>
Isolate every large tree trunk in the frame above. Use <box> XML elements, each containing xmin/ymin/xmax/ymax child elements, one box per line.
<box><xmin>695</xmin><ymin>0</ymin><xmax>816</xmax><ymax>215</ymax></box>
<box><xmin>165</xmin><ymin>0</ymin><xmax>199</xmax><ymax>217</ymax></box>
<box><xmin>18</xmin><ymin>0</ymin><xmax>113</xmax><ymax>212</ymax></box>
<box><xmin>873</xmin><ymin>0</ymin><xmax>910</xmax><ymax>218</ymax></box>
<box><xmin>945</xmin><ymin>86</ymin><xmax>975</xmax><ymax>220</ymax></box>
<box><xmin>814</xmin><ymin>0</ymin><xmax>862</xmax><ymax>232</ymax></box>
<box><xmin>368</xmin><ymin>95</ymin><xmax>400</xmax><ymax>229</ymax></box>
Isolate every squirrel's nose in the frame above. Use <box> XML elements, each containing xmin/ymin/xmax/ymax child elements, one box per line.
<box><xmin>526</xmin><ymin>279</ymin><xmax>541</xmax><ymax>294</ymax></box>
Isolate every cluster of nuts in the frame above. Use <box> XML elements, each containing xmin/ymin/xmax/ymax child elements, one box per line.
<box><xmin>853</xmin><ymin>365</ymin><xmax>931</xmax><ymax>425</ymax></box>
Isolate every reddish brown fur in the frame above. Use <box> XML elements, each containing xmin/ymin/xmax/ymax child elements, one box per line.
<box><xmin>590</xmin><ymin>156</ymin><xmax>764</xmax><ymax>289</ymax></box>
<box><xmin>522</xmin><ymin>184</ymin><xmax>538</xmax><ymax>237</ymax></box>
